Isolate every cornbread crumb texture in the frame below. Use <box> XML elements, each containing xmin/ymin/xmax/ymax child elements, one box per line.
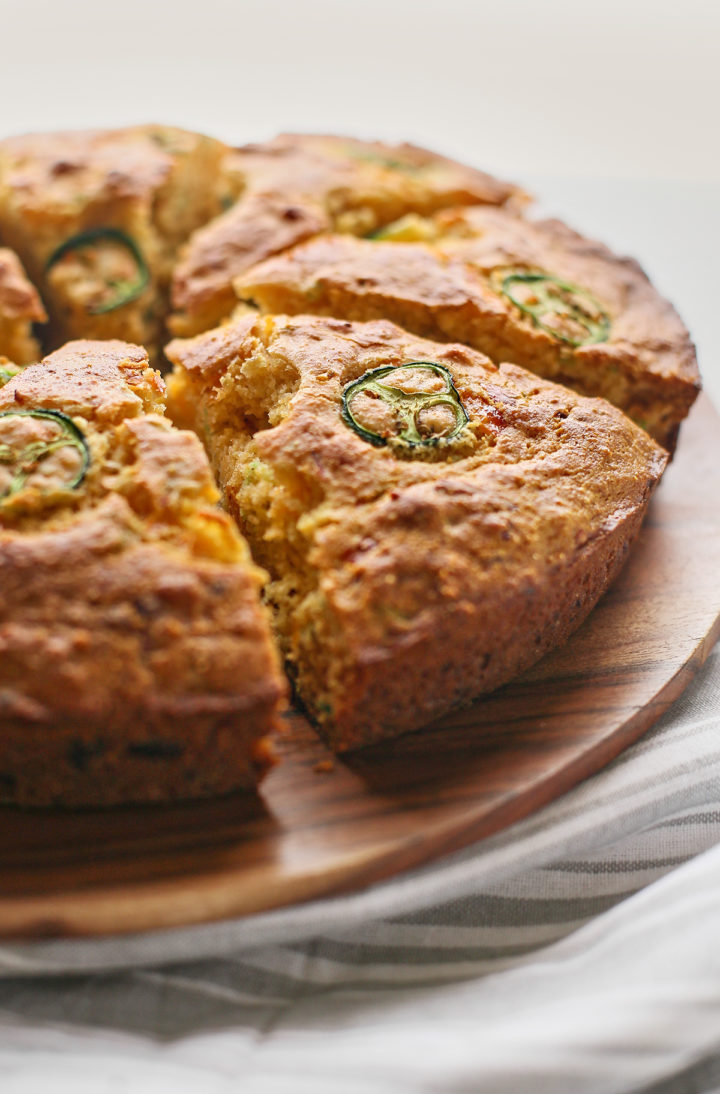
<box><xmin>236</xmin><ymin>206</ymin><xmax>699</xmax><ymax>451</ymax></box>
<box><xmin>166</xmin><ymin>313</ymin><xmax>667</xmax><ymax>751</ymax></box>
<box><xmin>0</xmin><ymin>246</ymin><xmax>46</xmax><ymax>363</ymax></box>
<box><xmin>0</xmin><ymin>126</ymin><xmax>240</xmax><ymax>362</ymax></box>
<box><xmin>169</xmin><ymin>133</ymin><xmax>523</xmax><ymax>336</ymax></box>
<box><xmin>0</xmin><ymin>339</ymin><xmax>284</xmax><ymax>806</ymax></box>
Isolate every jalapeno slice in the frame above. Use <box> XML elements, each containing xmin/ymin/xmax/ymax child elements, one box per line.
<box><xmin>0</xmin><ymin>409</ymin><xmax>90</xmax><ymax>500</ymax></box>
<box><xmin>501</xmin><ymin>271</ymin><xmax>610</xmax><ymax>347</ymax></box>
<box><xmin>342</xmin><ymin>362</ymin><xmax>469</xmax><ymax>449</ymax></box>
<box><xmin>45</xmin><ymin>228</ymin><xmax>150</xmax><ymax>315</ymax></box>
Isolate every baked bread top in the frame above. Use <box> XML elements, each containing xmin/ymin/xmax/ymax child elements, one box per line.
<box><xmin>0</xmin><ymin>338</ymin><xmax>285</xmax><ymax>805</ymax></box>
<box><xmin>166</xmin><ymin>313</ymin><xmax>667</xmax><ymax>750</ymax></box>
<box><xmin>169</xmin><ymin>134</ymin><xmax>523</xmax><ymax>337</ymax></box>
<box><xmin>0</xmin><ymin>126</ymin><xmax>239</xmax><ymax>363</ymax></box>
<box><xmin>235</xmin><ymin>207</ymin><xmax>699</xmax><ymax>451</ymax></box>
<box><xmin>0</xmin><ymin>246</ymin><xmax>46</xmax><ymax>363</ymax></box>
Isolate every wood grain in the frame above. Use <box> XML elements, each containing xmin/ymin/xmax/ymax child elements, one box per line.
<box><xmin>1</xmin><ymin>395</ymin><xmax>719</xmax><ymax>940</ymax></box>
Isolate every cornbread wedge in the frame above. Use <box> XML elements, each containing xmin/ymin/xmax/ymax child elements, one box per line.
<box><xmin>170</xmin><ymin>134</ymin><xmax>524</xmax><ymax>337</ymax></box>
<box><xmin>0</xmin><ymin>126</ymin><xmax>240</xmax><ymax>364</ymax></box>
<box><xmin>166</xmin><ymin>313</ymin><xmax>666</xmax><ymax>752</ymax></box>
<box><xmin>236</xmin><ymin>209</ymin><xmax>699</xmax><ymax>451</ymax></box>
<box><xmin>0</xmin><ymin>246</ymin><xmax>46</xmax><ymax>363</ymax></box>
<box><xmin>0</xmin><ymin>339</ymin><xmax>284</xmax><ymax>806</ymax></box>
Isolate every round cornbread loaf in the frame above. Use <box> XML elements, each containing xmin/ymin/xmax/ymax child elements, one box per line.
<box><xmin>166</xmin><ymin>313</ymin><xmax>668</xmax><ymax>751</ymax></box>
<box><xmin>0</xmin><ymin>339</ymin><xmax>285</xmax><ymax>806</ymax></box>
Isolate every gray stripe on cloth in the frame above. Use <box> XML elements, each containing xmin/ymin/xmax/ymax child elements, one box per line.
<box><xmin>0</xmin><ymin>970</ymin><xmax>278</xmax><ymax>1038</ymax></box>
<box><xmin>661</xmin><ymin>811</ymin><xmax>720</xmax><ymax>828</ymax></box>
<box><xmin>286</xmin><ymin>935</ymin><xmax>546</xmax><ymax>965</ymax></box>
<box><xmin>388</xmin><ymin>889</ymin><xmax>639</xmax><ymax>927</ymax></box>
<box><xmin>544</xmin><ymin>856</ymin><xmax>689</xmax><ymax>873</ymax></box>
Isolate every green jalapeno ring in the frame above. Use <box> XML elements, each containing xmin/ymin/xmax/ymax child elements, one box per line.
<box><xmin>341</xmin><ymin>362</ymin><xmax>469</xmax><ymax>449</ymax></box>
<box><xmin>501</xmin><ymin>271</ymin><xmax>611</xmax><ymax>347</ymax></box>
<box><xmin>0</xmin><ymin>408</ymin><xmax>90</xmax><ymax>499</ymax></box>
<box><xmin>45</xmin><ymin>228</ymin><xmax>150</xmax><ymax>315</ymax></box>
<box><xmin>358</xmin><ymin>382</ymin><xmax>463</xmax><ymax>446</ymax></box>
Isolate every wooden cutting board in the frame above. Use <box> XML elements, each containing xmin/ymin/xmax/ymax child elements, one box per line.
<box><xmin>1</xmin><ymin>395</ymin><xmax>719</xmax><ymax>941</ymax></box>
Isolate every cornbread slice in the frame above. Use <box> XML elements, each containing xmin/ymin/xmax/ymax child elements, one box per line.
<box><xmin>0</xmin><ymin>358</ymin><xmax>21</xmax><ymax>388</ymax></box>
<box><xmin>166</xmin><ymin>313</ymin><xmax>666</xmax><ymax>752</ymax></box>
<box><xmin>0</xmin><ymin>126</ymin><xmax>240</xmax><ymax>363</ymax></box>
<box><xmin>170</xmin><ymin>134</ymin><xmax>524</xmax><ymax>337</ymax></box>
<box><xmin>0</xmin><ymin>339</ymin><xmax>284</xmax><ymax>806</ymax></box>
<box><xmin>236</xmin><ymin>208</ymin><xmax>699</xmax><ymax>451</ymax></box>
<box><xmin>0</xmin><ymin>246</ymin><xmax>46</xmax><ymax>363</ymax></box>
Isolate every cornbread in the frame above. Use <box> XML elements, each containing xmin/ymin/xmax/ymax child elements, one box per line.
<box><xmin>0</xmin><ymin>246</ymin><xmax>46</xmax><ymax>363</ymax></box>
<box><xmin>0</xmin><ymin>125</ymin><xmax>700</xmax><ymax>783</ymax></box>
<box><xmin>236</xmin><ymin>207</ymin><xmax>699</xmax><ymax>451</ymax></box>
<box><xmin>0</xmin><ymin>339</ymin><xmax>284</xmax><ymax>806</ymax></box>
<box><xmin>166</xmin><ymin>314</ymin><xmax>666</xmax><ymax>751</ymax></box>
<box><xmin>170</xmin><ymin>134</ymin><xmax>524</xmax><ymax>337</ymax></box>
<box><xmin>0</xmin><ymin>126</ymin><xmax>240</xmax><ymax>363</ymax></box>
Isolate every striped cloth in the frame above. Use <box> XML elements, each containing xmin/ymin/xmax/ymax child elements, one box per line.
<box><xmin>0</xmin><ymin>643</ymin><xmax>719</xmax><ymax>1093</ymax></box>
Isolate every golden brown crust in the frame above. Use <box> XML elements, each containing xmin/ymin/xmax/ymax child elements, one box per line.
<box><xmin>279</xmin><ymin>135</ymin><xmax>524</xmax><ymax>219</ymax></box>
<box><xmin>170</xmin><ymin>134</ymin><xmax>523</xmax><ymax>336</ymax></box>
<box><xmin>236</xmin><ymin>210</ymin><xmax>699</xmax><ymax>451</ymax></box>
<box><xmin>0</xmin><ymin>247</ymin><xmax>45</xmax><ymax>364</ymax></box>
<box><xmin>0</xmin><ymin>126</ymin><xmax>236</xmax><ymax>362</ymax></box>
<box><xmin>0</xmin><ymin>339</ymin><xmax>286</xmax><ymax>806</ymax></box>
<box><xmin>166</xmin><ymin>313</ymin><xmax>666</xmax><ymax>751</ymax></box>
<box><xmin>0</xmin><ymin>337</ymin><xmax>163</xmax><ymax>423</ymax></box>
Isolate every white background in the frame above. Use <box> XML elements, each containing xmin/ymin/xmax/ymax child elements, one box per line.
<box><xmin>0</xmin><ymin>0</ymin><xmax>718</xmax><ymax>395</ymax></box>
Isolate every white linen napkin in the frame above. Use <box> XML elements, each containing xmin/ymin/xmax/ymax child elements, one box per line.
<box><xmin>0</xmin><ymin>645</ymin><xmax>719</xmax><ymax>1092</ymax></box>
